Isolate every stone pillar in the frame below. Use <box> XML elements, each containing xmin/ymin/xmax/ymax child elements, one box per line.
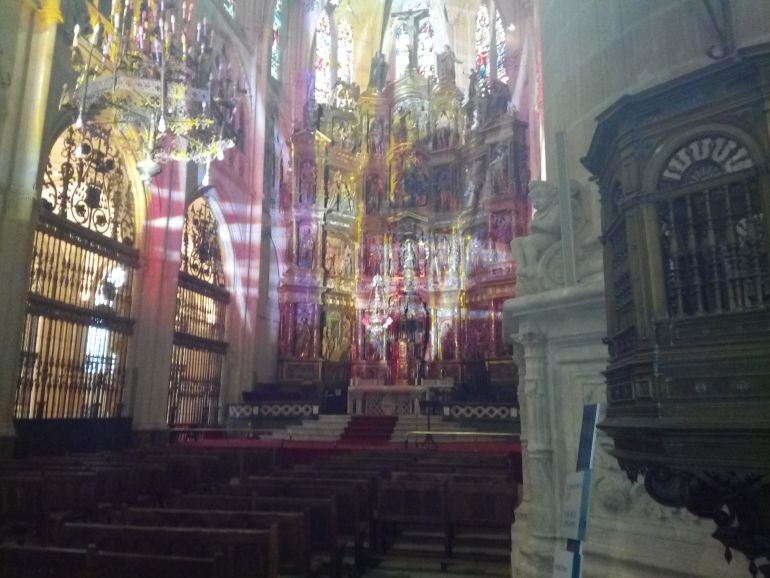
<box><xmin>0</xmin><ymin>0</ymin><xmax>61</xmax><ymax>451</ymax></box>
<box><xmin>129</xmin><ymin>164</ymin><xmax>187</xmax><ymax>441</ymax></box>
<box><xmin>511</xmin><ymin>330</ymin><xmax>557</xmax><ymax>577</ymax></box>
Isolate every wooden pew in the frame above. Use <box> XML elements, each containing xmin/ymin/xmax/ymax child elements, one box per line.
<box><xmin>378</xmin><ymin>478</ymin><xmax>451</xmax><ymax>554</ymax></box>
<box><xmin>51</xmin><ymin>522</ymin><xmax>278</xmax><ymax>578</ymax></box>
<box><xmin>0</xmin><ymin>543</ymin><xmax>223</xmax><ymax>578</ymax></box>
<box><xmin>115</xmin><ymin>507</ymin><xmax>310</xmax><ymax>575</ymax></box>
<box><xmin>170</xmin><ymin>493</ymin><xmax>344</xmax><ymax>575</ymax></box>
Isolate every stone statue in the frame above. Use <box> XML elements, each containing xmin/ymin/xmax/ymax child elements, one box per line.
<box><xmin>511</xmin><ymin>181</ymin><xmax>561</xmax><ymax>275</ymax></box>
<box><xmin>511</xmin><ymin>180</ymin><xmax>602</xmax><ymax>295</ymax></box>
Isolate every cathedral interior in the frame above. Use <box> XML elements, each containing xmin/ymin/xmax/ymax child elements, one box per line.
<box><xmin>0</xmin><ymin>0</ymin><xmax>768</xmax><ymax>577</ymax></box>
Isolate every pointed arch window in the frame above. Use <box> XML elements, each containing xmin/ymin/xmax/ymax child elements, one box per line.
<box><xmin>314</xmin><ymin>11</ymin><xmax>333</xmax><ymax>104</ymax></box>
<box><xmin>270</xmin><ymin>0</ymin><xmax>283</xmax><ymax>80</ymax></box>
<box><xmin>475</xmin><ymin>3</ymin><xmax>508</xmax><ymax>84</ymax></box>
<box><xmin>16</xmin><ymin>125</ymin><xmax>138</xmax><ymax>420</ymax></box>
<box><xmin>168</xmin><ymin>197</ymin><xmax>230</xmax><ymax>428</ymax></box>
<box><xmin>337</xmin><ymin>18</ymin><xmax>354</xmax><ymax>84</ymax></box>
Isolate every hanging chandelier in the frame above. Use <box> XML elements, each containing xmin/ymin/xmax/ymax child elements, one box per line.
<box><xmin>63</xmin><ymin>0</ymin><xmax>245</xmax><ymax>184</ymax></box>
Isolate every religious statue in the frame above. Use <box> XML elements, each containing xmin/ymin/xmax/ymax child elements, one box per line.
<box><xmin>295</xmin><ymin>316</ymin><xmax>313</xmax><ymax>358</ymax></box>
<box><xmin>340</xmin><ymin>180</ymin><xmax>355</xmax><ymax>214</ymax></box>
<box><xmin>437</xmin><ymin>45</ymin><xmax>460</xmax><ymax>85</ymax></box>
<box><xmin>341</xmin><ymin>244</ymin><xmax>354</xmax><ymax>277</ymax></box>
<box><xmin>468</xmin><ymin>69</ymin><xmax>478</xmax><ymax>100</ymax></box>
<box><xmin>368</xmin><ymin>118</ymin><xmax>385</xmax><ymax>155</ymax></box>
<box><xmin>299</xmin><ymin>160</ymin><xmax>316</xmax><ymax>204</ymax></box>
<box><xmin>439</xmin><ymin>320</ymin><xmax>455</xmax><ymax>360</ymax></box>
<box><xmin>365</xmin><ymin>174</ymin><xmax>383</xmax><ymax>215</ymax></box>
<box><xmin>401</xmin><ymin>238</ymin><xmax>417</xmax><ymax>271</ymax></box>
<box><xmin>322</xmin><ymin>325</ymin><xmax>333</xmax><ymax>359</ymax></box>
<box><xmin>298</xmin><ymin>225</ymin><xmax>316</xmax><ymax>269</ymax></box>
<box><xmin>368</xmin><ymin>52</ymin><xmax>388</xmax><ymax>93</ymax></box>
<box><xmin>490</xmin><ymin>144</ymin><xmax>509</xmax><ymax>195</ymax></box>
<box><xmin>434</xmin><ymin>109</ymin><xmax>453</xmax><ymax>150</ymax></box>
<box><xmin>326</xmin><ymin>170</ymin><xmax>341</xmax><ymax>211</ymax></box>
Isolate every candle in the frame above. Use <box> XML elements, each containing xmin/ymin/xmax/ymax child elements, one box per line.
<box><xmin>91</xmin><ymin>23</ymin><xmax>101</xmax><ymax>44</ymax></box>
<box><xmin>72</xmin><ymin>24</ymin><xmax>80</xmax><ymax>48</ymax></box>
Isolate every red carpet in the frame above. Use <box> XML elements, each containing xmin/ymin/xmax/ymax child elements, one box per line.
<box><xmin>339</xmin><ymin>415</ymin><xmax>397</xmax><ymax>444</ymax></box>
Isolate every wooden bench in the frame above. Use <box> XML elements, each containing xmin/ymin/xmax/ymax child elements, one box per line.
<box><xmin>170</xmin><ymin>493</ymin><xmax>344</xmax><ymax>576</ymax></box>
<box><xmin>115</xmin><ymin>507</ymin><xmax>310</xmax><ymax>575</ymax></box>
<box><xmin>0</xmin><ymin>543</ymin><xmax>223</xmax><ymax>578</ymax></box>
<box><xmin>51</xmin><ymin>522</ymin><xmax>278</xmax><ymax>578</ymax></box>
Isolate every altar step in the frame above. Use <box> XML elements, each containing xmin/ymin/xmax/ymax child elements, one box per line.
<box><xmin>339</xmin><ymin>415</ymin><xmax>397</xmax><ymax>443</ymax></box>
<box><xmin>264</xmin><ymin>414</ymin><xmax>350</xmax><ymax>441</ymax></box>
<box><xmin>389</xmin><ymin>415</ymin><xmax>482</xmax><ymax>443</ymax></box>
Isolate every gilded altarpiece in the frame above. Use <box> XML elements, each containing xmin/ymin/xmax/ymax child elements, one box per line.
<box><xmin>278</xmin><ymin>60</ymin><xmax>528</xmax><ymax>398</ymax></box>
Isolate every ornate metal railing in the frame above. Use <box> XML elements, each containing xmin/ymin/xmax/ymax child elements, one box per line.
<box><xmin>168</xmin><ymin>272</ymin><xmax>229</xmax><ymax>427</ymax></box>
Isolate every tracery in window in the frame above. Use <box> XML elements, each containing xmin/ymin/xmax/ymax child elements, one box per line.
<box><xmin>270</xmin><ymin>0</ymin><xmax>283</xmax><ymax>80</ymax></box>
<box><xmin>337</xmin><ymin>18</ymin><xmax>353</xmax><ymax>84</ymax></box>
<box><xmin>417</xmin><ymin>19</ymin><xmax>435</xmax><ymax>78</ymax></box>
<box><xmin>314</xmin><ymin>11</ymin><xmax>333</xmax><ymax>105</ymax></box>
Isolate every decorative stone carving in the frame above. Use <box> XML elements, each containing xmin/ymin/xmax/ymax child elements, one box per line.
<box><xmin>510</xmin><ymin>180</ymin><xmax>602</xmax><ymax>295</ymax></box>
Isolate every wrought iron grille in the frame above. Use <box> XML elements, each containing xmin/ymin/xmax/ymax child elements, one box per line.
<box><xmin>167</xmin><ymin>341</ymin><xmax>226</xmax><ymax>427</ymax></box>
<box><xmin>180</xmin><ymin>197</ymin><xmax>226</xmax><ymax>287</ymax></box>
<box><xmin>16</xmin><ymin>313</ymin><xmax>129</xmax><ymax>419</ymax></box>
<box><xmin>605</xmin><ymin>220</ymin><xmax>636</xmax><ymax>359</ymax></box>
<box><xmin>16</xmin><ymin>126</ymin><xmax>136</xmax><ymax>420</ymax></box>
<box><xmin>168</xmin><ymin>197</ymin><xmax>229</xmax><ymax>427</ymax></box>
<box><xmin>41</xmin><ymin>126</ymin><xmax>135</xmax><ymax>245</ymax></box>
<box><xmin>657</xmin><ymin>174</ymin><xmax>768</xmax><ymax>317</ymax></box>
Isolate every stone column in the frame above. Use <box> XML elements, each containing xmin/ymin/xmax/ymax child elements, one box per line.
<box><xmin>0</xmin><ymin>0</ymin><xmax>61</xmax><ymax>452</ymax></box>
<box><xmin>129</xmin><ymin>163</ymin><xmax>187</xmax><ymax>441</ymax></box>
<box><xmin>511</xmin><ymin>330</ymin><xmax>557</xmax><ymax>577</ymax></box>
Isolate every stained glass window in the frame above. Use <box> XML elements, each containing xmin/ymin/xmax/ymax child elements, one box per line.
<box><xmin>395</xmin><ymin>22</ymin><xmax>411</xmax><ymax>79</ymax></box>
<box><xmin>223</xmin><ymin>0</ymin><xmax>235</xmax><ymax>19</ymax></box>
<box><xmin>337</xmin><ymin>18</ymin><xmax>353</xmax><ymax>84</ymax></box>
<box><xmin>314</xmin><ymin>12</ymin><xmax>333</xmax><ymax>104</ymax></box>
<box><xmin>474</xmin><ymin>5</ymin><xmax>490</xmax><ymax>81</ymax></box>
<box><xmin>475</xmin><ymin>5</ymin><xmax>508</xmax><ymax>84</ymax></box>
<box><xmin>417</xmin><ymin>19</ymin><xmax>435</xmax><ymax>78</ymax></box>
<box><xmin>270</xmin><ymin>0</ymin><xmax>282</xmax><ymax>80</ymax></box>
<box><xmin>495</xmin><ymin>11</ymin><xmax>508</xmax><ymax>84</ymax></box>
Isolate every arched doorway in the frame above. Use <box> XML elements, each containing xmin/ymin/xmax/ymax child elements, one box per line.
<box><xmin>15</xmin><ymin>125</ymin><xmax>138</xmax><ymax>419</ymax></box>
<box><xmin>167</xmin><ymin>196</ymin><xmax>230</xmax><ymax>427</ymax></box>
